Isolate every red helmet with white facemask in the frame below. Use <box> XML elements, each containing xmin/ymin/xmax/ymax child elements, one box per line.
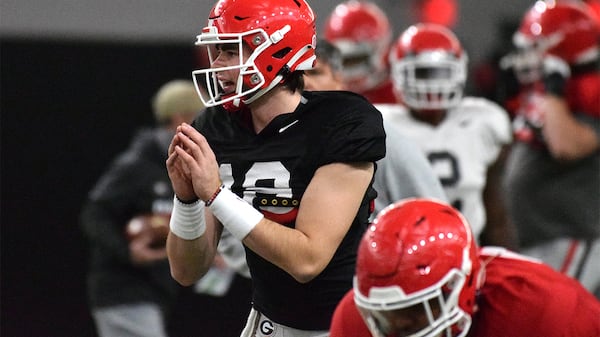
<box><xmin>354</xmin><ymin>198</ymin><xmax>481</xmax><ymax>337</ymax></box>
<box><xmin>192</xmin><ymin>0</ymin><xmax>316</xmax><ymax>110</ymax></box>
<box><xmin>510</xmin><ymin>1</ymin><xmax>600</xmax><ymax>84</ymax></box>
<box><xmin>324</xmin><ymin>1</ymin><xmax>392</xmax><ymax>93</ymax></box>
<box><xmin>515</xmin><ymin>0</ymin><xmax>600</xmax><ymax>65</ymax></box>
<box><xmin>389</xmin><ymin>23</ymin><xmax>467</xmax><ymax>111</ymax></box>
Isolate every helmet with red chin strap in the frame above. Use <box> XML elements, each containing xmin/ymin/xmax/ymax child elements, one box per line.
<box><xmin>389</xmin><ymin>23</ymin><xmax>467</xmax><ymax>111</ymax></box>
<box><xmin>192</xmin><ymin>0</ymin><xmax>316</xmax><ymax>111</ymax></box>
<box><xmin>354</xmin><ymin>198</ymin><xmax>481</xmax><ymax>337</ymax></box>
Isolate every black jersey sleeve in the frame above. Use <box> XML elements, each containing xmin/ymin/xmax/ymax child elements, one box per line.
<box><xmin>317</xmin><ymin>93</ymin><xmax>386</xmax><ymax>166</ymax></box>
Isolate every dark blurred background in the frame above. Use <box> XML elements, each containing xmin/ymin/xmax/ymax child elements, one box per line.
<box><xmin>1</xmin><ymin>38</ymin><xmax>255</xmax><ymax>336</ymax></box>
<box><xmin>1</xmin><ymin>0</ymin><xmax>531</xmax><ymax>336</ymax></box>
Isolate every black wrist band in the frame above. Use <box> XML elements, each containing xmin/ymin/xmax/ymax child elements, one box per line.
<box><xmin>175</xmin><ymin>195</ymin><xmax>200</xmax><ymax>205</ymax></box>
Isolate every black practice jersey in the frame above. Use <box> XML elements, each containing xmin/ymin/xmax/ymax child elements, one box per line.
<box><xmin>80</xmin><ymin>128</ymin><xmax>180</xmax><ymax>310</ymax></box>
<box><xmin>193</xmin><ymin>90</ymin><xmax>386</xmax><ymax>330</ymax></box>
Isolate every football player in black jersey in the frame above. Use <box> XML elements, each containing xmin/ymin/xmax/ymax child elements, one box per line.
<box><xmin>165</xmin><ymin>0</ymin><xmax>386</xmax><ymax>336</ymax></box>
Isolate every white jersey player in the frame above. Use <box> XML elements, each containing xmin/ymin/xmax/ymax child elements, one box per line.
<box><xmin>377</xmin><ymin>98</ymin><xmax>510</xmax><ymax>237</ymax></box>
<box><xmin>378</xmin><ymin>23</ymin><xmax>516</xmax><ymax>248</ymax></box>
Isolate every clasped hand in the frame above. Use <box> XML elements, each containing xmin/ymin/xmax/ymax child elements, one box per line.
<box><xmin>166</xmin><ymin>123</ymin><xmax>221</xmax><ymax>203</ymax></box>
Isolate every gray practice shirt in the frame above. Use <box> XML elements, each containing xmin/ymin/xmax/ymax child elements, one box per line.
<box><xmin>373</xmin><ymin>119</ymin><xmax>448</xmax><ymax>217</ymax></box>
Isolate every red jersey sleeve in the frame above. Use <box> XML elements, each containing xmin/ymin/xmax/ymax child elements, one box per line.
<box><xmin>566</xmin><ymin>72</ymin><xmax>600</xmax><ymax>118</ymax></box>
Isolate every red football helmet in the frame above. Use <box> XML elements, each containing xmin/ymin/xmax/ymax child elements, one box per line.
<box><xmin>354</xmin><ymin>198</ymin><xmax>481</xmax><ymax>337</ymax></box>
<box><xmin>192</xmin><ymin>0</ymin><xmax>316</xmax><ymax>110</ymax></box>
<box><xmin>389</xmin><ymin>24</ymin><xmax>467</xmax><ymax>111</ymax></box>
<box><xmin>324</xmin><ymin>1</ymin><xmax>392</xmax><ymax>92</ymax></box>
<box><xmin>514</xmin><ymin>1</ymin><xmax>600</xmax><ymax>66</ymax></box>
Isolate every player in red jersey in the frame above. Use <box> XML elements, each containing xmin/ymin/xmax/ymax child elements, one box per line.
<box><xmin>500</xmin><ymin>0</ymin><xmax>600</xmax><ymax>297</ymax></box>
<box><xmin>330</xmin><ymin>198</ymin><xmax>600</xmax><ymax>337</ymax></box>
<box><xmin>323</xmin><ymin>0</ymin><xmax>397</xmax><ymax>104</ymax></box>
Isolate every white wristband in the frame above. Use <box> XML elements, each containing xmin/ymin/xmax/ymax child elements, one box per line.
<box><xmin>208</xmin><ymin>187</ymin><xmax>263</xmax><ymax>241</ymax></box>
<box><xmin>169</xmin><ymin>196</ymin><xmax>206</xmax><ymax>240</ymax></box>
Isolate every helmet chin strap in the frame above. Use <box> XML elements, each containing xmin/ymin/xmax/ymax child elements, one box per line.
<box><xmin>242</xmin><ymin>72</ymin><xmax>285</xmax><ymax>105</ymax></box>
<box><xmin>233</xmin><ymin>97</ymin><xmax>242</xmax><ymax>107</ymax></box>
<box><xmin>222</xmin><ymin>97</ymin><xmax>247</xmax><ymax>112</ymax></box>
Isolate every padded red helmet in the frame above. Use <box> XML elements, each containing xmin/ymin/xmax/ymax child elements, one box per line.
<box><xmin>324</xmin><ymin>1</ymin><xmax>392</xmax><ymax>92</ymax></box>
<box><xmin>354</xmin><ymin>198</ymin><xmax>480</xmax><ymax>337</ymax></box>
<box><xmin>389</xmin><ymin>24</ymin><xmax>467</xmax><ymax>111</ymax></box>
<box><xmin>192</xmin><ymin>0</ymin><xmax>316</xmax><ymax>109</ymax></box>
<box><xmin>514</xmin><ymin>1</ymin><xmax>600</xmax><ymax>65</ymax></box>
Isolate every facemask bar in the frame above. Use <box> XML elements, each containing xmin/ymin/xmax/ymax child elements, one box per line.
<box><xmin>354</xmin><ymin>269</ymin><xmax>471</xmax><ymax>337</ymax></box>
<box><xmin>336</xmin><ymin>39</ymin><xmax>389</xmax><ymax>91</ymax></box>
<box><xmin>503</xmin><ymin>47</ymin><xmax>544</xmax><ymax>85</ymax></box>
<box><xmin>508</xmin><ymin>31</ymin><xmax>576</xmax><ymax>85</ymax></box>
<box><xmin>192</xmin><ymin>27</ymin><xmax>269</xmax><ymax>108</ymax></box>
<box><xmin>392</xmin><ymin>51</ymin><xmax>466</xmax><ymax>110</ymax></box>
